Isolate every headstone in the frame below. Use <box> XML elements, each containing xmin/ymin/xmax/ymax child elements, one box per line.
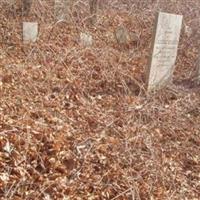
<box><xmin>115</xmin><ymin>25</ymin><xmax>129</xmax><ymax>45</ymax></box>
<box><xmin>80</xmin><ymin>33</ymin><xmax>93</xmax><ymax>46</ymax></box>
<box><xmin>114</xmin><ymin>25</ymin><xmax>138</xmax><ymax>48</ymax></box>
<box><xmin>22</xmin><ymin>0</ymin><xmax>33</xmax><ymax>16</ymax></box>
<box><xmin>23</xmin><ymin>22</ymin><xmax>38</xmax><ymax>43</ymax></box>
<box><xmin>54</xmin><ymin>0</ymin><xmax>71</xmax><ymax>21</ymax></box>
<box><xmin>146</xmin><ymin>12</ymin><xmax>183</xmax><ymax>91</ymax></box>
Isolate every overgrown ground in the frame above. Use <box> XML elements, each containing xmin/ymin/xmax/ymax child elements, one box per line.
<box><xmin>0</xmin><ymin>1</ymin><xmax>200</xmax><ymax>199</ymax></box>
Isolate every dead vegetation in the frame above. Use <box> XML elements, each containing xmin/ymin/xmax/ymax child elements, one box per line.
<box><xmin>0</xmin><ymin>1</ymin><xmax>200</xmax><ymax>199</ymax></box>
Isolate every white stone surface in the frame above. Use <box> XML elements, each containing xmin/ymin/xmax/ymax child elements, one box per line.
<box><xmin>23</xmin><ymin>22</ymin><xmax>38</xmax><ymax>43</ymax></box>
<box><xmin>80</xmin><ymin>32</ymin><xmax>93</xmax><ymax>46</ymax></box>
<box><xmin>146</xmin><ymin>12</ymin><xmax>183</xmax><ymax>91</ymax></box>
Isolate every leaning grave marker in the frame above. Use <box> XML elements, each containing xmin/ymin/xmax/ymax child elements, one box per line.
<box><xmin>23</xmin><ymin>22</ymin><xmax>38</xmax><ymax>43</ymax></box>
<box><xmin>146</xmin><ymin>12</ymin><xmax>183</xmax><ymax>91</ymax></box>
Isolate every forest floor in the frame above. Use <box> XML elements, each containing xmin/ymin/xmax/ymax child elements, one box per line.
<box><xmin>0</xmin><ymin>1</ymin><xmax>200</xmax><ymax>200</ymax></box>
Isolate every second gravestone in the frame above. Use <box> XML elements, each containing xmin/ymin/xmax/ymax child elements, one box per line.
<box><xmin>146</xmin><ymin>12</ymin><xmax>183</xmax><ymax>92</ymax></box>
<box><xmin>80</xmin><ymin>32</ymin><xmax>93</xmax><ymax>47</ymax></box>
<box><xmin>23</xmin><ymin>22</ymin><xmax>38</xmax><ymax>43</ymax></box>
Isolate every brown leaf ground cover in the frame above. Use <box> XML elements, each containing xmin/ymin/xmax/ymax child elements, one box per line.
<box><xmin>0</xmin><ymin>1</ymin><xmax>200</xmax><ymax>199</ymax></box>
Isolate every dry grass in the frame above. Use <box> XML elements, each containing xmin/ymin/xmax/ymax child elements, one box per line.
<box><xmin>0</xmin><ymin>1</ymin><xmax>200</xmax><ymax>199</ymax></box>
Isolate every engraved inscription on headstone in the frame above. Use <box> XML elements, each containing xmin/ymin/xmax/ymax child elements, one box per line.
<box><xmin>23</xmin><ymin>22</ymin><xmax>38</xmax><ymax>43</ymax></box>
<box><xmin>146</xmin><ymin>12</ymin><xmax>183</xmax><ymax>91</ymax></box>
<box><xmin>54</xmin><ymin>0</ymin><xmax>71</xmax><ymax>21</ymax></box>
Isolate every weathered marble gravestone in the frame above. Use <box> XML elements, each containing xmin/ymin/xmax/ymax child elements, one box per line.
<box><xmin>22</xmin><ymin>0</ymin><xmax>33</xmax><ymax>16</ymax></box>
<box><xmin>115</xmin><ymin>25</ymin><xmax>129</xmax><ymax>45</ymax></box>
<box><xmin>54</xmin><ymin>0</ymin><xmax>71</xmax><ymax>21</ymax></box>
<box><xmin>80</xmin><ymin>32</ymin><xmax>93</xmax><ymax>46</ymax></box>
<box><xmin>114</xmin><ymin>25</ymin><xmax>138</xmax><ymax>48</ymax></box>
<box><xmin>23</xmin><ymin>22</ymin><xmax>38</xmax><ymax>43</ymax></box>
<box><xmin>146</xmin><ymin>12</ymin><xmax>183</xmax><ymax>91</ymax></box>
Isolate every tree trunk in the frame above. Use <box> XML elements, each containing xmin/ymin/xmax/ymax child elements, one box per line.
<box><xmin>89</xmin><ymin>0</ymin><xmax>98</xmax><ymax>25</ymax></box>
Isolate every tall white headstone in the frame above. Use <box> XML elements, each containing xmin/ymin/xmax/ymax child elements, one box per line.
<box><xmin>23</xmin><ymin>22</ymin><xmax>38</xmax><ymax>43</ymax></box>
<box><xmin>146</xmin><ymin>12</ymin><xmax>183</xmax><ymax>91</ymax></box>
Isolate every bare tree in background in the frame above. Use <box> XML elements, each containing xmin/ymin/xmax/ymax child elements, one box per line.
<box><xmin>22</xmin><ymin>0</ymin><xmax>32</xmax><ymax>16</ymax></box>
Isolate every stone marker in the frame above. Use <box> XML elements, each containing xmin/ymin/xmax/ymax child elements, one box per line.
<box><xmin>80</xmin><ymin>32</ymin><xmax>93</xmax><ymax>46</ymax></box>
<box><xmin>115</xmin><ymin>25</ymin><xmax>129</xmax><ymax>45</ymax></box>
<box><xmin>54</xmin><ymin>0</ymin><xmax>71</xmax><ymax>21</ymax></box>
<box><xmin>22</xmin><ymin>0</ymin><xmax>33</xmax><ymax>16</ymax></box>
<box><xmin>114</xmin><ymin>25</ymin><xmax>138</xmax><ymax>48</ymax></box>
<box><xmin>23</xmin><ymin>22</ymin><xmax>38</xmax><ymax>43</ymax></box>
<box><xmin>146</xmin><ymin>12</ymin><xmax>183</xmax><ymax>91</ymax></box>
